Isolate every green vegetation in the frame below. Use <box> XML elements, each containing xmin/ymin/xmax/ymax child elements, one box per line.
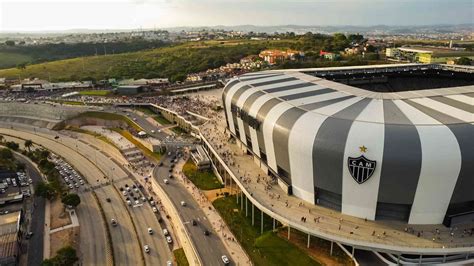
<box><xmin>78</xmin><ymin>90</ymin><xmax>112</xmax><ymax>96</ymax></box>
<box><xmin>110</xmin><ymin>128</ymin><xmax>162</xmax><ymax>161</ymax></box>
<box><xmin>26</xmin><ymin>148</ymin><xmax>64</xmax><ymax>197</ymax></box>
<box><xmin>0</xmin><ymin>147</ymin><xmax>24</xmax><ymax>171</ymax></box>
<box><xmin>173</xmin><ymin>248</ymin><xmax>189</xmax><ymax>266</ymax></box>
<box><xmin>170</xmin><ymin>126</ymin><xmax>187</xmax><ymax>135</ymax></box>
<box><xmin>42</xmin><ymin>246</ymin><xmax>79</xmax><ymax>266</ymax></box>
<box><xmin>5</xmin><ymin>141</ymin><xmax>19</xmax><ymax>151</ymax></box>
<box><xmin>0</xmin><ymin>40</ymin><xmax>168</xmax><ymax>69</ymax></box>
<box><xmin>182</xmin><ymin>159</ymin><xmax>223</xmax><ymax>190</ymax></box>
<box><xmin>74</xmin><ymin>111</ymin><xmax>143</xmax><ymax>131</ymax></box>
<box><xmin>65</xmin><ymin>126</ymin><xmax>119</xmax><ymax>150</ymax></box>
<box><xmin>0</xmin><ymin>52</ymin><xmax>32</xmax><ymax>69</ymax></box>
<box><xmin>0</xmin><ymin>34</ymin><xmax>380</xmax><ymax>82</ymax></box>
<box><xmin>61</xmin><ymin>193</ymin><xmax>81</xmax><ymax>208</ymax></box>
<box><xmin>213</xmin><ymin>195</ymin><xmax>320</xmax><ymax>266</ymax></box>
<box><xmin>153</xmin><ymin>113</ymin><xmax>171</xmax><ymax>125</ymax></box>
<box><xmin>455</xmin><ymin>57</ymin><xmax>472</xmax><ymax>65</ymax></box>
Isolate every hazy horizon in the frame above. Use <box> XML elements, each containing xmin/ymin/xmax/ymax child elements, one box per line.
<box><xmin>1</xmin><ymin>0</ymin><xmax>473</xmax><ymax>32</ymax></box>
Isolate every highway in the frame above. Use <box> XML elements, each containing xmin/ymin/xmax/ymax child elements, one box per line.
<box><xmin>0</xmin><ymin>123</ymin><xmax>173</xmax><ymax>265</ymax></box>
<box><xmin>153</xmin><ymin>152</ymin><xmax>231</xmax><ymax>266</ymax></box>
<box><xmin>110</xmin><ymin>106</ymin><xmax>233</xmax><ymax>265</ymax></box>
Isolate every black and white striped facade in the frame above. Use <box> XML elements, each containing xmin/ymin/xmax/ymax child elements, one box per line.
<box><xmin>222</xmin><ymin>64</ymin><xmax>474</xmax><ymax>225</ymax></box>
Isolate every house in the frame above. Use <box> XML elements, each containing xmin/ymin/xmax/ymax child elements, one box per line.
<box><xmin>259</xmin><ymin>49</ymin><xmax>304</xmax><ymax>65</ymax></box>
<box><xmin>320</xmin><ymin>50</ymin><xmax>340</xmax><ymax>61</ymax></box>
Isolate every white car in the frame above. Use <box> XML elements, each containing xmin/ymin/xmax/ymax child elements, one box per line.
<box><xmin>166</xmin><ymin>236</ymin><xmax>172</xmax><ymax>244</ymax></box>
<box><xmin>122</xmin><ymin>191</ymin><xmax>128</xmax><ymax>196</ymax></box>
<box><xmin>163</xmin><ymin>229</ymin><xmax>169</xmax><ymax>236</ymax></box>
<box><xmin>148</xmin><ymin>228</ymin><xmax>153</xmax><ymax>234</ymax></box>
<box><xmin>152</xmin><ymin>207</ymin><xmax>158</xmax><ymax>213</ymax></box>
<box><xmin>134</xmin><ymin>200</ymin><xmax>140</xmax><ymax>205</ymax></box>
<box><xmin>144</xmin><ymin>245</ymin><xmax>150</xmax><ymax>253</ymax></box>
<box><xmin>180</xmin><ymin>201</ymin><xmax>186</xmax><ymax>206</ymax></box>
<box><xmin>151</xmin><ymin>130</ymin><xmax>155</xmax><ymax>133</ymax></box>
<box><xmin>221</xmin><ymin>255</ymin><xmax>230</xmax><ymax>265</ymax></box>
<box><xmin>164</xmin><ymin>179</ymin><xmax>169</xmax><ymax>184</ymax></box>
<box><xmin>127</xmin><ymin>200</ymin><xmax>132</xmax><ymax>206</ymax></box>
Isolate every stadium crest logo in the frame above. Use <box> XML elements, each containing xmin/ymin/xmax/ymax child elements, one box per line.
<box><xmin>348</xmin><ymin>146</ymin><xmax>376</xmax><ymax>184</ymax></box>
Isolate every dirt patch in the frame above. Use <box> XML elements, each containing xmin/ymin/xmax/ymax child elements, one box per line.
<box><xmin>50</xmin><ymin>199</ymin><xmax>72</xmax><ymax>230</ymax></box>
<box><xmin>50</xmin><ymin>227</ymin><xmax>80</xmax><ymax>257</ymax></box>
<box><xmin>277</xmin><ymin>228</ymin><xmax>354</xmax><ymax>266</ymax></box>
<box><xmin>204</xmin><ymin>187</ymin><xmax>238</xmax><ymax>202</ymax></box>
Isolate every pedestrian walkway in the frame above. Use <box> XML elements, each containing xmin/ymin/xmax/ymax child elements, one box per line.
<box><xmin>43</xmin><ymin>201</ymin><xmax>51</xmax><ymax>259</ymax></box>
<box><xmin>49</xmin><ymin>210</ymin><xmax>79</xmax><ymax>234</ymax></box>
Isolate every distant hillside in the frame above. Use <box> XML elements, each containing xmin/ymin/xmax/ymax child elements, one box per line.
<box><xmin>0</xmin><ymin>40</ymin><xmax>273</xmax><ymax>82</ymax></box>
<box><xmin>0</xmin><ymin>40</ymin><xmax>168</xmax><ymax>69</ymax></box>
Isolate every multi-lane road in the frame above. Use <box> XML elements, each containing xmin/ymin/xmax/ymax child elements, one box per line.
<box><xmin>0</xmin><ymin>123</ymin><xmax>173</xmax><ymax>266</ymax></box>
<box><xmin>153</xmin><ymin>153</ymin><xmax>231</xmax><ymax>266</ymax></box>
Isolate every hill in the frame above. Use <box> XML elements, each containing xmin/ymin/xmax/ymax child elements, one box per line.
<box><xmin>0</xmin><ymin>40</ymin><xmax>287</xmax><ymax>82</ymax></box>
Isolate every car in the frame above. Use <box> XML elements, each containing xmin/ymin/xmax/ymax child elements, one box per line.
<box><xmin>54</xmin><ymin>136</ymin><xmax>59</xmax><ymax>139</ymax></box>
<box><xmin>141</xmin><ymin>197</ymin><xmax>147</xmax><ymax>202</ymax></box>
<box><xmin>148</xmin><ymin>228</ymin><xmax>153</xmax><ymax>234</ymax></box>
<box><xmin>191</xmin><ymin>219</ymin><xmax>197</xmax><ymax>226</ymax></box>
<box><xmin>164</xmin><ymin>179</ymin><xmax>169</xmax><ymax>184</ymax></box>
<box><xmin>221</xmin><ymin>255</ymin><xmax>230</xmax><ymax>265</ymax></box>
<box><xmin>180</xmin><ymin>201</ymin><xmax>186</xmax><ymax>206</ymax></box>
<box><xmin>74</xmin><ymin>183</ymin><xmax>79</xmax><ymax>188</ymax></box>
<box><xmin>166</xmin><ymin>236</ymin><xmax>172</xmax><ymax>243</ymax></box>
<box><xmin>150</xmin><ymin>201</ymin><xmax>155</xmax><ymax>206</ymax></box>
<box><xmin>127</xmin><ymin>200</ymin><xmax>132</xmax><ymax>206</ymax></box>
<box><xmin>204</xmin><ymin>229</ymin><xmax>210</xmax><ymax>236</ymax></box>
<box><xmin>163</xmin><ymin>229</ymin><xmax>169</xmax><ymax>236</ymax></box>
<box><xmin>133</xmin><ymin>118</ymin><xmax>137</xmax><ymax>121</ymax></box>
<box><xmin>111</xmin><ymin>219</ymin><xmax>118</xmax><ymax>226</ymax></box>
<box><xmin>167</xmin><ymin>261</ymin><xmax>173</xmax><ymax>266</ymax></box>
<box><xmin>134</xmin><ymin>200</ymin><xmax>140</xmax><ymax>205</ymax></box>
<box><xmin>68</xmin><ymin>184</ymin><xmax>73</xmax><ymax>189</ymax></box>
<box><xmin>144</xmin><ymin>245</ymin><xmax>150</xmax><ymax>253</ymax></box>
<box><xmin>151</xmin><ymin>130</ymin><xmax>155</xmax><ymax>133</ymax></box>
<box><xmin>79</xmin><ymin>180</ymin><xmax>84</xmax><ymax>185</ymax></box>
<box><xmin>126</xmin><ymin>187</ymin><xmax>131</xmax><ymax>192</ymax></box>
<box><xmin>122</xmin><ymin>191</ymin><xmax>128</xmax><ymax>196</ymax></box>
<box><xmin>152</xmin><ymin>207</ymin><xmax>158</xmax><ymax>213</ymax></box>
<box><xmin>25</xmin><ymin>231</ymin><xmax>33</xmax><ymax>239</ymax></box>
<box><xmin>134</xmin><ymin>188</ymin><xmax>139</xmax><ymax>193</ymax></box>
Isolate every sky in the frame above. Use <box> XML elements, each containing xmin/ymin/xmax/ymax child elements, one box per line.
<box><xmin>0</xmin><ymin>0</ymin><xmax>472</xmax><ymax>32</ymax></box>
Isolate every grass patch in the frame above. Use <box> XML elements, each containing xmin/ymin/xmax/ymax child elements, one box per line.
<box><xmin>0</xmin><ymin>52</ymin><xmax>32</xmax><ymax>69</ymax></box>
<box><xmin>53</xmin><ymin>100</ymin><xmax>85</xmax><ymax>106</ymax></box>
<box><xmin>170</xmin><ymin>126</ymin><xmax>187</xmax><ymax>135</ymax></box>
<box><xmin>173</xmin><ymin>248</ymin><xmax>189</xmax><ymax>266</ymax></box>
<box><xmin>74</xmin><ymin>111</ymin><xmax>142</xmax><ymax>131</ymax></box>
<box><xmin>66</xmin><ymin>126</ymin><xmax>120</xmax><ymax>150</ymax></box>
<box><xmin>134</xmin><ymin>107</ymin><xmax>156</xmax><ymax>116</ymax></box>
<box><xmin>78</xmin><ymin>90</ymin><xmax>111</xmax><ymax>96</ymax></box>
<box><xmin>213</xmin><ymin>195</ymin><xmax>320</xmax><ymax>266</ymax></box>
<box><xmin>153</xmin><ymin>113</ymin><xmax>171</xmax><ymax>125</ymax></box>
<box><xmin>110</xmin><ymin>128</ymin><xmax>162</xmax><ymax>161</ymax></box>
<box><xmin>182</xmin><ymin>159</ymin><xmax>223</xmax><ymax>190</ymax></box>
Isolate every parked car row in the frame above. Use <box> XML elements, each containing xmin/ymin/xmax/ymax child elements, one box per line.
<box><xmin>51</xmin><ymin>155</ymin><xmax>85</xmax><ymax>190</ymax></box>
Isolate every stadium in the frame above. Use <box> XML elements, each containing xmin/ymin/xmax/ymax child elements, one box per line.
<box><xmin>223</xmin><ymin>63</ymin><xmax>473</xmax><ymax>226</ymax></box>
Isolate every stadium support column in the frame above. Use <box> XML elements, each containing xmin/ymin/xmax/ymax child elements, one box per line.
<box><xmin>330</xmin><ymin>241</ymin><xmax>334</xmax><ymax>256</ymax></box>
<box><xmin>240</xmin><ymin>192</ymin><xmax>244</xmax><ymax>211</ymax></box>
<box><xmin>351</xmin><ymin>247</ymin><xmax>355</xmax><ymax>258</ymax></box>
<box><xmin>272</xmin><ymin>218</ymin><xmax>275</xmax><ymax>230</ymax></box>
<box><xmin>252</xmin><ymin>203</ymin><xmax>255</xmax><ymax>226</ymax></box>
<box><xmin>287</xmin><ymin>225</ymin><xmax>291</xmax><ymax>239</ymax></box>
<box><xmin>307</xmin><ymin>234</ymin><xmax>310</xmax><ymax>248</ymax></box>
<box><xmin>260</xmin><ymin>210</ymin><xmax>263</xmax><ymax>234</ymax></box>
<box><xmin>419</xmin><ymin>254</ymin><xmax>423</xmax><ymax>264</ymax></box>
<box><xmin>245</xmin><ymin>197</ymin><xmax>248</xmax><ymax>217</ymax></box>
<box><xmin>236</xmin><ymin>190</ymin><xmax>239</xmax><ymax>204</ymax></box>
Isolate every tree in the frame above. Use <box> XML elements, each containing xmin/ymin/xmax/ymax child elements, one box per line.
<box><xmin>455</xmin><ymin>57</ymin><xmax>472</xmax><ymax>65</ymax></box>
<box><xmin>5</xmin><ymin>40</ymin><xmax>15</xmax><ymax>46</ymax></box>
<box><xmin>24</xmin><ymin>140</ymin><xmax>33</xmax><ymax>152</ymax></box>
<box><xmin>42</xmin><ymin>246</ymin><xmax>78</xmax><ymax>266</ymax></box>
<box><xmin>16</xmin><ymin>63</ymin><xmax>27</xmax><ymax>70</ymax></box>
<box><xmin>61</xmin><ymin>193</ymin><xmax>81</xmax><ymax>208</ymax></box>
<box><xmin>0</xmin><ymin>135</ymin><xmax>4</xmax><ymax>144</ymax></box>
<box><xmin>5</xmin><ymin>141</ymin><xmax>19</xmax><ymax>151</ymax></box>
<box><xmin>35</xmin><ymin>181</ymin><xmax>55</xmax><ymax>200</ymax></box>
<box><xmin>0</xmin><ymin>148</ymin><xmax>13</xmax><ymax>160</ymax></box>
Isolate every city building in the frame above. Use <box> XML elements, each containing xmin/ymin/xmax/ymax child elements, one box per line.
<box><xmin>386</xmin><ymin>46</ymin><xmax>474</xmax><ymax>64</ymax></box>
<box><xmin>0</xmin><ymin>211</ymin><xmax>22</xmax><ymax>266</ymax></box>
<box><xmin>223</xmin><ymin>64</ymin><xmax>473</xmax><ymax>225</ymax></box>
<box><xmin>259</xmin><ymin>49</ymin><xmax>304</xmax><ymax>65</ymax></box>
